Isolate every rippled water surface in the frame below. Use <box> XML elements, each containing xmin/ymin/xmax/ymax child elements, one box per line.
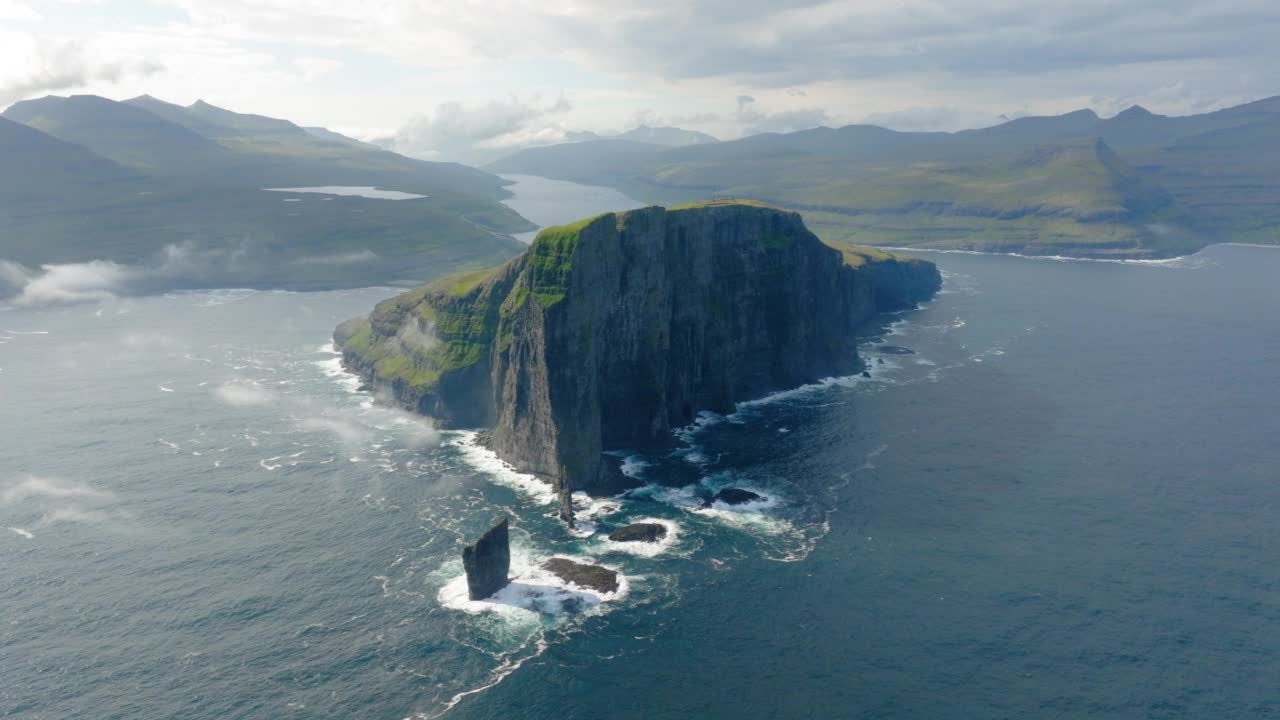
<box><xmin>2</xmin><ymin>235</ymin><xmax>1278</xmax><ymax>719</ymax></box>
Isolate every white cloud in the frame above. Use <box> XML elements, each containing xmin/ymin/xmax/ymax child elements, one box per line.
<box><xmin>298</xmin><ymin>416</ymin><xmax>370</xmax><ymax>445</ymax></box>
<box><xmin>0</xmin><ymin>1</ymin><xmax>39</xmax><ymax>22</ymax></box>
<box><xmin>389</xmin><ymin>94</ymin><xmax>575</xmax><ymax>161</ymax></box>
<box><xmin>734</xmin><ymin>94</ymin><xmax>829</xmax><ymax>134</ymax></box>
<box><xmin>0</xmin><ymin>31</ymin><xmax>164</xmax><ymax>107</ymax></box>
<box><xmin>8</xmin><ymin>0</ymin><xmax>1280</xmax><ymax>138</ymax></box>
<box><xmin>11</xmin><ymin>260</ymin><xmax>130</xmax><ymax>306</ymax></box>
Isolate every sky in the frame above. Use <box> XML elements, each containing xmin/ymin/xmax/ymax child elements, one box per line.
<box><xmin>3</xmin><ymin>0</ymin><xmax>1280</xmax><ymax>160</ymax></box>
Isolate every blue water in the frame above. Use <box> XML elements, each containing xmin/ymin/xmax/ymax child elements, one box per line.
<box><xmin>498</xmin><ymin>175</ymin><xmax>645</xmax><ymax>243</ymax></box>
<box><xmin>264</xmin><ymin>187</ymin><xmax>429</xmax><ymax>200</ymax></box>
<box><xmin>2</xmin><ymin>223</ymin><xmax>1278</xmax><ymax>717</ymax></box>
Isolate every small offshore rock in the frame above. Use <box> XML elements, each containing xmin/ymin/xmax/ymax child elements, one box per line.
<box><xmin>703</xmin><ymin>488</ymin><xmax>764</xmax><ymax>508</ymax></box>
<box><xmin>462</xmin><ymin>517</ymin><xmax>511</xmax><ymax>600</ymax></box>
<box><xmin>356</xmin><ymin>383</ymin><xmax>372</xmax><ymax>392</ymax></box>
<box><xmin>558</xmin><ymin>487</ymin><xmax>575</xmax><ymax>527</ymax></box>
<box><xmin>861</xmin><ymin>370</ymin><xmax>872</xmax><ymax>378</ymax></box>
<box><xmin>608</xmin><ymin>522</ymin><xmax>668</xmax><ymax>543</ymax></box>
<box><xmin>542</xmin><ymin>557</ymin><xmax>620</xmax><ymax>594</ymax></box>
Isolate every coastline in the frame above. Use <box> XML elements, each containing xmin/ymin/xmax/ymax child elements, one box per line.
<box><xmin>877</xmin><ymin>240</ymin><xmax>1279</xmax><ymax>265</ymax></box>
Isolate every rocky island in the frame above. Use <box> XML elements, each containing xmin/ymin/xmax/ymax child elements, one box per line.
<box><xmin>335</xmin><ymin>201</ymin><xmax>940</xmax><ymax>513</ymax></box>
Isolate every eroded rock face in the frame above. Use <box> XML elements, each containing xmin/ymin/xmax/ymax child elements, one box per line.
<box><xmin>704</xmin><ymin>488</ymin><xmax>764</xmax><ymax>508</ymax></box>
<box><xmin>542</xmin><ymin>557</ymin><xmax>619</xmax><ymax>594</ymax></box>
<box><xmin>607</xmin><ymin>523</ymin><xmax>668</xmax><ymax>543</ymax></box>
<box><xmin>462</xmin><ymin>517</ymin><xmax>511</xmax><ymax>600</ymax></box>
<box><xmin>336</xmin><ymin>202</ymin><xmax>941</xmax><ymax>496</ymax></box>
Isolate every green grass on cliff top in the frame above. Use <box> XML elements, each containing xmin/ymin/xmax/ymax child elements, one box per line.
<box><xmin>667</xmin><ymin>198</ymin><xmax>782</xmax><ymax>211</ymax></box>
<box><xmin>423</xmin><ymin>266</ymin><xmax>501</xmax><ymax>297</ymax></box>
<box><xmin>527</xmin><ymin>212</ymin><xmax>613</xmax><ymax>308</ymax></box>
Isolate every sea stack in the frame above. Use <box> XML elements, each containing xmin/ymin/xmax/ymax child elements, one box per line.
<box><xmin>335</xmin><ymin>201</ymin><xmax>941</xmax><ymax>503</ymax></box>
<box><xmin>462</xmin><ymin>517</ymin><xmax>511</xmax><ymax>600</ymax></box>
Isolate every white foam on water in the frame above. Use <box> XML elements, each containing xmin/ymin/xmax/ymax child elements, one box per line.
<box><xmin>619</xmin><ymin>455</ymin><xmax>650</xmax><ymax>480</ymax></box>
<box><xmin>624</xmin><ymin>482</ymin><xmax>702</xmax><ymax>508</ymax></box>
<box><xmin>729</xmin><ymin>372</ymin><xmax>875</xmax><ymax>416</ymax></box>
<box><xmin>672</xmin><ymin>410</ymin><xmax>727</xmax><ymax>445</ymax></box>
<box><xmin>8</xmin><ymin>527</ymin><xmax>34</xmax><ymax>539</ymax></box>
<box><xmin>565</xmin><ymin>491</ymin><xmax>630</xmax><ymax>538</ymax></box>
<box><xmin>5</xmin><ymin>330</ymin><xmax>50</xmax><ymax>335</ymax></box>
<box><xmin>633</xmin><ymin>476</ymin><xmax>796</xmax><ymax>539</ymax></box>
<box><xmin>693</xmin><ymin>505</ymin><xmax>795</xmax><ymax>537</ymax></box>
<box><xmin>406</xmin><ymin>636</ymin><xmax>550</xmax><ymax>720</ymax></box>
<box><xmin>191</xmin><ymin>289</ymin><xmax>258</xmax><ymax>307</ymax></box>
<box><xmin>437</xmin><ymin>551</ymin><xmax>628</xmax><ymax>620</ymax></box>
<box><xmin>156</xmin><ymin>438</ymin><xmax>179</xmax><ymax>450</ymax></box>
<box><xmin>450</xmin><ymin>432</ymin><xmax>557</xmax><ymax>505</ymax></box>
<box><xmin>159</xmin><ymin>385</ymin><xmax>175</xmax><ymax>392</ymax></box>
<box><xmin>591</xmin><ymin>518</ymin><xmax>681</xmax><ymax>558</ymax></box>
<box><xmin>315</xmin><ymin>354</ymin><xmax>362</xmax><ymax>393</ymax></box>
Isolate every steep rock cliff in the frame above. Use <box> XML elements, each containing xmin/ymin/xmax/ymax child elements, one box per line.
<box><xmin>336</xmin><ymin>201</ymin><xmax>940</xmax><ymax>494</ymax></box>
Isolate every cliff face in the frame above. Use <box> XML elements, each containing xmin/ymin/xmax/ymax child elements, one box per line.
<box><xmin>336</xmin><ymin>201</ymin><xmax>940</xmax><ymax>493</ymax></box>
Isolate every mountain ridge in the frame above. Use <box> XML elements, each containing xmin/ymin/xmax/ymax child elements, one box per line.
<box><xmin>487</xmin><ymin>96</ymin><xmax>1280</xmax><ymax>257</ymax></box>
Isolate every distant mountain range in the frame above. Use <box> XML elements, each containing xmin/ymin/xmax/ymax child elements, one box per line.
<box><xmin>489</xmin><ymin>97</ymin><xmax>1280</xmax><ymax>258</ymax></box>
<box><xmin>1</xmin><ymin>94</ymin><xmax>534</xmax><ymax>294</ymax></box>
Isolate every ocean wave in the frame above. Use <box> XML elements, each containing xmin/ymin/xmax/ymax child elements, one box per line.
<box><xmin>450</xmin><ymin>432</ymin><xmax>558</xmax><ymax>506</ymax></box>
<box><xmin>437</xmin><ymin>551</ymin><xmax>629</xmax><ymax>620</ymax></box>
<box><xmin>314</xmin><ymin>349</ymin><xmax>362</xmax><ymax>394</ymax></box>
<box><xmin>590</xmin><ymin>518</ymin><xmax>682</xmax><ymax>558</ymax></box>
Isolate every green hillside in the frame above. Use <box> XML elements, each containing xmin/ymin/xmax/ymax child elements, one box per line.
<box><xmin>0</xmin><ymin>95</ymin><xmax>536</xmax><ymax>292</ymax></box>
<box><xmin>489</xmin><ymin>96</ymin><xmax>1280</xmax><ymax>258</ymax></box>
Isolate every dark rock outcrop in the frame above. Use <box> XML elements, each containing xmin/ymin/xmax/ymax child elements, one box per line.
<box><xmin>608</xmin><ymin>522</ymin><xmax>668</xmax><ymax>543</ymax></box>
<box><xmin>542</xmin><ymin>558</ymin><xmax>620</xmax><ymax>594</ymax></box>
<box><xmin>336</xmin><ymin>201</ymin><xmax>941</xmax><ymax>496</ymax></box>
<box><xmin>462</xmin><ymin>517</ymin><xmax>511</xmax><ymax>600</ymax></box>
<box><xmin>703</xmin><ymin>488</ymin><xmax>764</xmax><ymax>508</ymax></box>
<box><xmin>557</xmin><ymin>486</ymin><xmax>575</xmax><ymax>526</ymax></box>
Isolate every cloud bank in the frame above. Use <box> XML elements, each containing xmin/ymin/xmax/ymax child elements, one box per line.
<box><xmin>388</xmin><ymin>95</ymin><xmax>575</xmax><ymax>162</ymax></box>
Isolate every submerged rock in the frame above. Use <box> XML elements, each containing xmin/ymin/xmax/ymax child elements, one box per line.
<box><xmin>704</xmin><ymin>488</ymin><xmax>764</xmax><ymax>508</ymax></box>
<box><xmin>877</xmin><ymin>345</ymin><xmax>916</xmax><ymax>355</ymax></box>
<box><xmin>462</xmin><ymin>517</ymin><xmax>511</xmax><ymax>600</ymax></box>
<box><xmin>542</xmin><ymin>557</ymin><xmax>620</xmax><ymax>594</ymax></box>
<box><xmin>608</xmin><ymin>522</ymin><xmax>668</xmax><ymax>543</ymax></box>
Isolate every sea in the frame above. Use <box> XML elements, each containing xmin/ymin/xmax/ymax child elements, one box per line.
<box><xmin>1</xmin><ymin>175</ymin><xmax>1278</xmax><ymax>719</ymax></box>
